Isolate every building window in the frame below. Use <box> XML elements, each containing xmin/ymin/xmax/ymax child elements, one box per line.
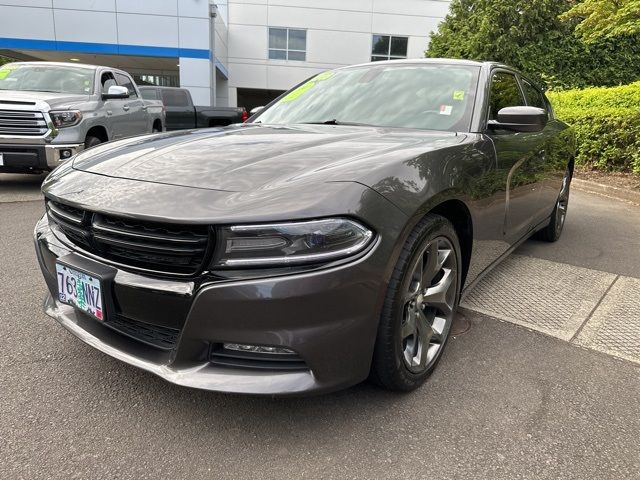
<box><xmin>371</xmin><ymin>35</ymin><xmax>409</xmax><ymax>62</ymax></box>
<box><xmin>269</xmin><ymin>28</ymin><xmax>307</xmax><ymax>61</ymax></box>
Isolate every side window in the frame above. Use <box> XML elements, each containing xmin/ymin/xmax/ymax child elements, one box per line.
<box><xmin>521</xmin><ymin>79</ymin><xmax>546</xmax><ymax>110</ymax></box>
<box><xmin>161</xmin><ymin>89</ymin><xmax>190</xmax><ymax>107</ymax></box>
<box><xmin>115</xmin><ymin>73</ymin><xmax>137</xmax><ymax>98</ymax></box>
<box><xmin>101</xmin><ymin>72</ymin><xmax>117</xmax><ymax>94</ymax></box>
<box><xmin>140</xmin><ymin>89</ymin><xmax>157</xmax><ymax>100</ymax></box>
<box><xmin>488</xmin><ymin>72</ymin><xmax>525</xmax><ymax>120</ymax></box>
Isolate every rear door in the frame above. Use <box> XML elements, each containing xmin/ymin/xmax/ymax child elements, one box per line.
<box><xmin>485</xmin><ymin>70</ymin><xmax>548</xmax><ymax>243</ymax></box>
<box><xmin>115</xmin><ymin>72</ymin><xmax>148</xmax><ymax>136</ymax></box>
<box><xmin>161</xmin><ymin>89</ymin><xmax>195</xmax><ymax>130</ymax></box>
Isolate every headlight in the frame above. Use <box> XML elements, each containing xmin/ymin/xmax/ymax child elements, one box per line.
<box><xmin>50</xmin><ymin>110</ymin><xmax>82</xmax><ymax>128</ymax></box>
<box><xmin>212</xmin><ymin>218</ymin><xmax>374</xmax><ymax>268</ymax></box>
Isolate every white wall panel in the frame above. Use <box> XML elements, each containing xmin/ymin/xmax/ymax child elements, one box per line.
<box><xmin>228</xmin><ymin>24</ymin><xmax>266</xmax><ymax>60</ymax></box>
<box><xmin>268</xmin><ymin>6</ymin><xmax>371</xmax><ymax>33</ymax></box>
<box><xmin>373</xmin><ymin>0</ymin><xmax>450</xmax><ymax>18</ymax></box>
<box><xmin>407</xmin><ymin>36</ymin><xmax>430</xmax><ymax>59</ymax></box>
<box><xmin>115</xmin><ymin>0</ymin><xmax>177</xmax><ymax>17</ymax></box>
<box><xmin>54</xmin><ymin>10</ymin><xmax>118</xmax><ymax>44</ymax></box>
<box><xmin>179</xmin><ymin>57</ymin><xmax>211</xmax><ymax>88</ymax></box>
<box><xmin>228</xmin><ymin>3</ymin><xmax>267</xmax><ymax>25</ymax></box>
<box><xmin>228</xmin><ymin>62</ymin><xmax>267</xmax><ymax>89</ymax></box>
<box><xmin>269</xmin><ymin>0</ymin><xmax>373</xmax><ymax>12</ymax></box>
<box><xmin>0</xmin><ymin>0</ymin><xmax>51</xmax><ymax>7</ymax></box>
<box><xmin>372</xmin><ymin>13</ymin><xmax>441</xmax><ymax>37</ymax></box>
<box><xmin>307</xmin><ymin>30</ymin><xmax>370</xmax><ymax>65</ymax></box>
<box><xmin>53</xmin><ymin>0</ymin><xmax>116</xmax><ymax>11</ymax></box>
<box><xmin>178</xmin><ymin>0</ymin><xmax>209</xmax><ymax>18</ymax></box>
<box><xmin>179</xmin><ymin>17</ymin><xmax>210</xmax><ymax>50</ymax></box>
<box><xmin>117</xmin><ymin>13</ymin><xmax>179</xmax><ymax>47</ymax></box>
<box><xmin>0</xmin><ymin>6</ymin><xmax>55</xmax><ymax>40</ymax></box>
<box><xmin>229</xmin><ymin>0</ymin><xmax>267</xmax><ymax>5</ymax></box>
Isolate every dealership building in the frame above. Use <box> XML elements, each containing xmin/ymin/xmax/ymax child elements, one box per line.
<box><xmin>0</xmin><ymin>0</ymin><xmax>450</xmax><ymax>109</ymax></box>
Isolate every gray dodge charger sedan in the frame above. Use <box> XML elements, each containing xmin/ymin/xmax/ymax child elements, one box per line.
<box><xmin>34</xmin><ymin>59</ymin><xmax>575</xmax><ymax>395</ymax></box>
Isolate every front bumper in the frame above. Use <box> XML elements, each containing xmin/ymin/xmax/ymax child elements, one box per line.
<box><xmin>0</xmin><ymin>142</ymin><xmax>84</xmax><ymax>172</ymax></box>
<box><xmin>34</xmin><ymin>214</ymin><xmax>389</xmax><ymax>396</ymax></box>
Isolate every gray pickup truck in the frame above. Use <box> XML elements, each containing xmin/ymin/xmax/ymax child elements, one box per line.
<box><xmin>139</xmin><ymin>86</ymin><xmax>247</xmax><ymax>130</ymax></box>
<box><xmin>0</xmin><ymin>61</ymin><xmax>165</xmax><ymax>174</ymax></box>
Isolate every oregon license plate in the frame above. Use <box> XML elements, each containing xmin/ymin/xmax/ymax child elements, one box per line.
<box><xmin>56</xmin><ymin>263</ymin><xmax>104</xmax><ymax>321</ymax></box>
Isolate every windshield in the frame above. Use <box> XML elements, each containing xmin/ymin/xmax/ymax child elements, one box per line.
<box><xmin>0</xmin><ymin>64</ymin><xmax>95</xmax><ymax>95</ymax></box>
<box><xmin>254</xmin><ymin>64</ymin><xmax>480</xmax><ymax>132</ymax></box>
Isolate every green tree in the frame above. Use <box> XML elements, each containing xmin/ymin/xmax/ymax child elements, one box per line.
<box><xmin>426</xmin><ymin>0</ymin><xmax>640</xmax><ymax>89</ymax></box>
<box><xmin>561</xmin><ymin>0</ymin><xmax>640</xmax><ymax>42</ymax></box>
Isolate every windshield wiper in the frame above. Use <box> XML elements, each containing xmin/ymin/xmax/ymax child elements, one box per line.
<box><xmin>300</xmin><ymin>119</ymin><xmax>375</xmax><ymax>127</ymax></box>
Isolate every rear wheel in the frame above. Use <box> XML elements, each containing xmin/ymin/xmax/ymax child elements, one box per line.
<box><xmin>372</xmin><ymin>214</ymin><xmax>461</xmax><ymax>391</ymax></box>
<box><xmin>535</xmin><ymin>167</ymin><xmax>571</xmax><ymax>242</ymax></box>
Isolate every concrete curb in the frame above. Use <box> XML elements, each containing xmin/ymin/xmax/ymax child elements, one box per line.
<box><xmin>572</xmin><ymin>178</ymin><xmax>640</xmax><ymax>205</ymax></box>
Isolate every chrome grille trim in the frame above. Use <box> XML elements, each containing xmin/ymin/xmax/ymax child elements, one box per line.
<box><xmin>0</xmin><ymin>109</ymin><xmax>48</xmax><ymax>136</ymax></box>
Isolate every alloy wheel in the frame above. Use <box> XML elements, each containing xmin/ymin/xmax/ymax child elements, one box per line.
<box><xmin>400</xmin><ymin>236</ymin><xmax>458</xmax><ymax>373</ymax></box>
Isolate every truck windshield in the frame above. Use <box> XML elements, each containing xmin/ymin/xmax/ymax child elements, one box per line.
<box><xmin>0</xmin><ymin>64</ymin><xmax>95</xmax><ymax>95</ymax></box>
<box><xmin>254</xmin><ymin>64</ymin><xmax>480</xmax><ymax>132</ymax></box>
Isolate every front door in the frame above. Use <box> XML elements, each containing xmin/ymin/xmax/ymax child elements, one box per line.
<box><xmin>485</xmin><ymin>70</ymin><xmax>548</xmax><ymax>244</ymax></box>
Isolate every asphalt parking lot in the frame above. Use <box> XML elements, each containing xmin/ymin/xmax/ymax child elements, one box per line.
<box><xmin>1</xmin><ymin>173</ymin><xmax>639</xmax><ymax>479</ymax></box>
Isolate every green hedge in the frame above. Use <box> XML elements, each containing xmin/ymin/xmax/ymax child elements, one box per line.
<box><xmin>547</xmin><ymin>82</ymin><xmax>640</xmax><ymax>174</ymax></box>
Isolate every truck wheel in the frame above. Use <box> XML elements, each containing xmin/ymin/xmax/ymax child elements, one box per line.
<box><xmin>85</xmin><ymin>135</ymin><xmax>102</xmax><ymax>149</ymax></box>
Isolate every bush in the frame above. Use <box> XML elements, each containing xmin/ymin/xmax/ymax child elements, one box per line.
<box><xmin>547</xmin><ymin>82</ymin><xmax>640</xmax><ymax>174</ymax></box>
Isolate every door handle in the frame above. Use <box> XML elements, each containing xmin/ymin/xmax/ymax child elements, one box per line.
<box><xmin>141</xmin><ymin>105</ymin><xmax>148</xmax><ymax>110</ymax></box>
<box><xmin>123</xmin><ymin>105</ymin><xmax>130</xmax><ymax>111</ymax></box>
<box><xmin>106</xmin><ymin>110</ymin><xmax>112</xmax><ymax>116</ymax></box>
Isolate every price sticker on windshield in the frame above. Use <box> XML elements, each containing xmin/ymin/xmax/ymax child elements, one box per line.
<box><xmin>439</xmin><ymin>105</ymin><xmax>453</xmax><ymax>116</ymax></box>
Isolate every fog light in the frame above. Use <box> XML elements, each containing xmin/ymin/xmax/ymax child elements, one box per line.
<box><xmin>223</xmin><ymin>343</ymin><xmax>296</xmax><ymax>355</ymax></box>
<box><xmin>60</xmin><ymin>149</ymin><xmax>73</xmax><ymax>159</ymax></box>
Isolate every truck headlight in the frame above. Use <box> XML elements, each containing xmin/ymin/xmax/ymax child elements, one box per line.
<box><xmin>50</xmin><ymin>110</ymin><xmax>82</xmax><ymax>128</ymax></box>
<box><xmin>212</xmin><ymin>218</ymin><xmax>374</xmax><ymax>268</ymax></box>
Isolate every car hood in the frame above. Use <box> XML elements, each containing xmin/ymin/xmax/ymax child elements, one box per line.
<box><xmin>0</xmin><ymin>90</ymin><xmax>90</xmax><ymax>109</ymax></box>
<box><xmin>72</xmin><ymin>124</ymin><xmax>465</xmax><ymax>192</ymax></box>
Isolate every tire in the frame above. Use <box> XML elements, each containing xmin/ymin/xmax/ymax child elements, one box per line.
<box><xmin>534</xmin><ymin>167</ymin><xmax>571</xmax><ymax>243</ymax></box>
<box><xmin>152</xmin><ymin>124</ymin><xmax>161</xmax><ymax>133</ymax></box>
<box><xmin>84</xmin><ymin>135</ymin><xmax>102</xmax><ymax>149</ymax></box>
<box><xmin>371</xmin><ymin>214</ymin><xmax>462</xmax><ymax>392</ymax></box>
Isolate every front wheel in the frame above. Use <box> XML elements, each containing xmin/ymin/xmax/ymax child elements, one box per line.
<box><xmin>371</xmin><ymin>214</ymin><xmax>461</xmax><ymax>391</ymax></box>
<box><xmin>84</xmin><ymin>135</ymin><xmax>102</xmax><ymax>149</ymax></box>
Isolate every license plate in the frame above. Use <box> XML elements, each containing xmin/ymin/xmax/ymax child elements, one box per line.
<box><xmin>0</xmin><ymin>153</ymin><xmax>4</xmax><ymax>166</ymax></box>
<box><xmin>56</xmin><ymin>263</ymin><xmax>104</xmax><ymax>321</ymax></box>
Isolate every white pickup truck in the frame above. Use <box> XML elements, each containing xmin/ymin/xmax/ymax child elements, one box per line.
<box><xmin>0</xmin><ymin>61</ymin><xmax>165</xmax><ymax>174</ymax></box>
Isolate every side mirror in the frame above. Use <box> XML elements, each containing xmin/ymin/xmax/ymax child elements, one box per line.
<box><xmin>250</xmin><ymin>106</ymin><xmax>265</xmax><ymax>116</ymax></box>
<box><xmin>102</xmin><ymin>85</ymin><xmax>129</xmax><ymax>100</ymax></box>
<box><xmin>488</xmin><ymin>106</ymin><xmax>548</xmax><ymax>133</ymax></box>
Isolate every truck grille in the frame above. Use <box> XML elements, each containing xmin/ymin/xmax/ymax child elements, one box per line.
<box><xmin>46</xmin><ymin>200</ymin><xmax>211</xmax><ymax>275</ymax></box>
<box><xmin>0</xmin><ymin>109</ymin><xmax>48</xmax><ymax>136</ymax></box>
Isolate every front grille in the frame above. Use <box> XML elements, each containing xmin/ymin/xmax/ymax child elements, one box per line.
<box><xmin>46</xmin><ymin>200</ymin><xmax>211</xmax><ymax>275</ymax></box>
<box><xmin>0</xmin><ymin>109</ymin><xmax>48</xmax><ymax>136</ymax></box>
<box><xmin>210</xmin><ymin>345</ymin><xmax>308</xmax><ymax>371</ymax></box>
<box><xmin>105</xmin><ymin>315</ymin><xmax>180</xmax><ymax>350</ymax></box>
